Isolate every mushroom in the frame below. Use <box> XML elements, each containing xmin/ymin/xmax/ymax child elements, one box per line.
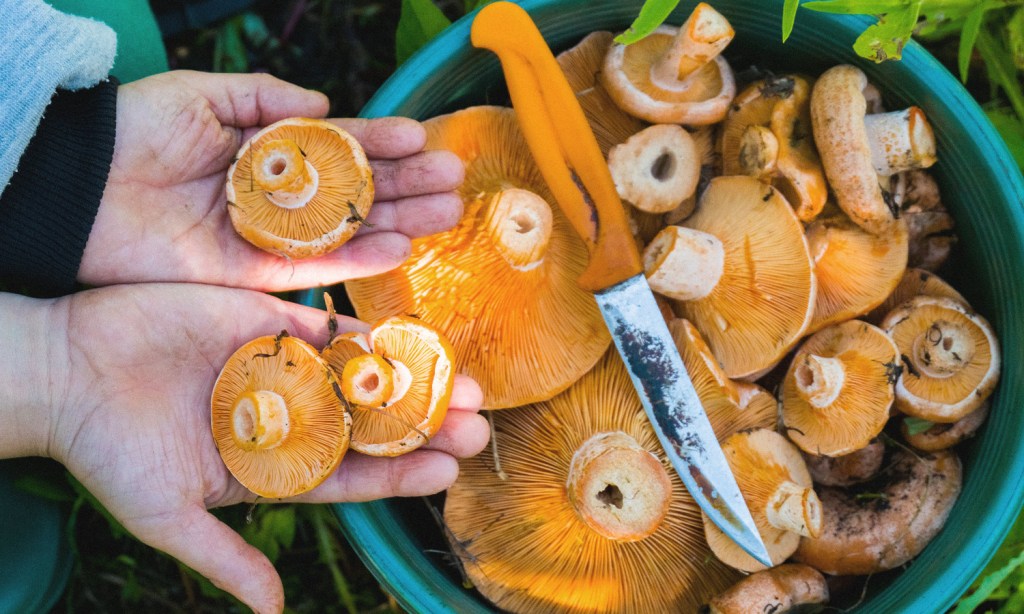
<box><xmin>321</xmin><ymin>315</ymin><xmax>455</xmax><ymax>457</ymax></box>
<box><xmin>225</xmin><ymin>117</ymin><xmax>374</xmax><ymax>258</ymax></box>
<box><xmin>704</xmin><ymin>563</ymin><xmax>829</xmax><ymax>614</ymax></box>
<box><xmin>804</xmin><ymin>211</ymin><xmax>908</xmax><ymax>333</ymax></box>
<box><xmin>900</xmin><ymin>169</ymin><xmax>957</xmax><ymax>271</ymax></box>
<box><xmin>607</xmin><ymin>124</ymin><xmax>701</xmax><ymax>214</ymax></box>
<box><xmin>810</xmin><ymin>65</ymin><xmax>937</xmax><ymax>235</ymax></box>
<box><xmin>902</xmin><ymin>402</ymin><xmax>990</xmax><ymax>452</ymax></box>
<box><xmin>649</xmin><ymin>175</ymin><xmax>816</xmax><ymax>379</ymax></box>
<box><xmin>793</xmin><ymin>448</ymin><xmax>962</xmax><ymax>576</ymax></box>
<box><xmin>719</xmin><ymin>74</ymin><xmax>828</xmax><ymax>221</ymax></box>
<box><xmin>865</xmin><ymin>267</ymin><xmax>967</xmax><ymax>325</ymax></box>
<box><xmin>600</xmin><ymin>2</ymin><xmax>737</xmax><ymax>125</ymax></box>
<box><xmin>781</xmin><ymin>320</ymin><xmax>899</xmax><ymax>457</ymax></box>
<box><xmin>210</xmin><ymin>332</ymin><xmax>351</xmax><ymax>498</ymax></box>
<box><xmin>803</xmin><ymin>440</ymin><xmax>886</xmax><ymax>487</ymax></box>
<box><xmin>882</xmin><ymin>295</ymin><xmax>1001</xmax><ymax>423</ymax></box>
<box><xmin>345</xmin><ymin>106</ymin><xmax>610</xmax><ymax>409</ymax></box>
<box><xmin>443</xmin><ymin>351</ymin><xmax>743</xmax><ymax>612</ymax></box>
<box><xmin>704</xmin><ymin>429</ymin><xmax>823</xmax><ymax>572</ymax></box>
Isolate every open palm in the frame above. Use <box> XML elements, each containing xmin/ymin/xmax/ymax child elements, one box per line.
<box><xmin>79</xmin><ymin>71</ymin><xmax>465</xmax><ymax>291</ymax></box>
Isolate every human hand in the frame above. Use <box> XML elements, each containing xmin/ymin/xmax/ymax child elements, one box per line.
<box><xmin>22</xmin><ymin>284</ymin><xmax>488</xmax><ymax>613</ymax></box>
<box><xmin>80</xmin><ymin>70</ymin><xmax>465</xmax><ymax>291</ymax></box>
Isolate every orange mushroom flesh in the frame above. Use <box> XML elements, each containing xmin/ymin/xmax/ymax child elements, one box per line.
<box><xmin>866</xmin><ymin>267</ymin><xmax>967</xmax><ymax>325</ymax></box>
<box><xmin>782</xmin><ymin>320</ymin><xmax>899</xmax><ymax>457</ymax></box>
<box><xmin>322</xmin><ymin>316</ymin><xmax>454</xmax><ymax>457</ymax></box>
<box><xmin>660</xmin><ymin>175</ymin><xmax>816</xmax><ymax>379</ymax></box>
<box><xmin>600</xmin><ymin>3</ymin><xmax>736</xmax><ymax>125</ymax></box>
<box><xmin>882</xmin><ymin>295</ymin><xmax>1001</xmax><ymax>423</ymax></box>
<box><xmin>345</xmin><ymin>106</ymin><xmax>609</xmax><ymax>409</ymax></box>
<box><xmin>226</xmin><ymin>117</ymin><xmax>374</xmax><ymax>259</ymax></box>
<box><xmin>443</xmin><ymin>351</ymin><xmax>743</xmax><ymax>613</ymax></box>
<box><xmin>805</xmin><ymin>212</ymin><xmax>908</xmax><ymax>333</ymax></box>
<box><xmin>704</xmin><ymin>429</ymin><xmax>822</xmax><ymax>573</ymax></box>
<box><xmin>211</xmin><ymin>333</ymin><xmax>351</xmax><ymax>498</ymax></box>
<box><xmin>719</xmin><ymin>75</ymin><xmax>827</xmax><ymax>221</ymax></box>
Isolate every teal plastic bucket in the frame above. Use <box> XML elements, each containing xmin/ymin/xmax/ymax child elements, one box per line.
<box><xmin>325</xmin><ymin>0</ymin><xmax>1024</xmax><ymax>611</ymax></box>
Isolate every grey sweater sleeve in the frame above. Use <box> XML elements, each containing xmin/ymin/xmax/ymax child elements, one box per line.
<box><xmin>0</xmin><ymin>0</ymin><xmax>117</xmax><ymax>196</ymax></box>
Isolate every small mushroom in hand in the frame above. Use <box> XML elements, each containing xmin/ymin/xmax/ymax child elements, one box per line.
<box><xmin>704</xmin><ymin>429</ymin><xmax>822</xmax><ymax>572</ymax></box>
<box><xmin>810</xmin><ymin>65</ymin><xmax>937</xmax><ymax>235</ymax></box>
<box><xmin>704</xmin><ymin>563</ymin><xmax>829</xmax><ymax>614</ymax></box>
<box><xmin>601</xmin><ymin>2</ymin><xmax>737</xmax><ymax>125</ymax></box>
<box><xmin>226</xmin><ymin>117</ymin><xmax>374</xmax><ymax>258</ymax></box>
<box><xmin>882</xmin><ymin>295</ymin><xmax>1000</xmax><ymax>423</ymax></box>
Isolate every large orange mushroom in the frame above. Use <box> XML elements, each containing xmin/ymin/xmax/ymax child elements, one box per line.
<box><xmin>226</xmin><ymin>117</ymin><xmax>374</xmax><ymax>258</ymax></box>
<box><xmin>345</xmin><ymin>106</ymin><xmax>609</xmax><ymax>409</ymax></box>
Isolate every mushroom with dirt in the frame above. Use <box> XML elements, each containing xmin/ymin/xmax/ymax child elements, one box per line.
<box><xmin>345</xmin><ymin>106</ymin><xmax>610</xmax><ymax>409</ymax></box>
<box><xmin>225</xmin><ymin>117</ymin><xmax>374</xmax><ymax>258</ymax></box>
<box><xmin>810</xmin><ymin>65</ymin><xmax>937</xmax><ymax>235</ymax></box>
<box><xmin>793</xmin><ymin>448</ymin><xmax>962</xmax><ymax>576</ymax></box>
<box><xmin>781</xmin><ymin>320</ymin><xmax>900</xmax><ymax>457</ymax></box>
<box><xmin>900</xmin><ymin>169</ymin><xmax>957</xmax><ymax>271</ymax></box>
<box><xmin>803</xmin><ymin>440</ymin><xmax>886</xmax><ymax>488</ymax></box>
<box><xmin>719</xmin><ymin>74</ymin><xmax>828</xmax><ymax>221</ymax></box>
<box><xmin>321</xmin><ymin>315</ymin><xmax>455</xmax><ymax>457</ymax></box>
<box><xmin>210</xmin><ymin>332</ymin><xmax>351</xmax><ymax>498</ymax></box>
<box><xmin>600</xmin><ymin>2</ymin><xmax>737</xmax><ymax>125</ymax></box>
<box><xmin>645</xmin><ymin>175</ymin><xmax>816</xmax><ymax>379</ymax></box>
<box><xmin>704</xmin><ymin>563</ymin><xmax>830</xmax><ymax>614</ymax></box>
<box><xmin>703</xmin><ymin>429</ymin><xmax>823</xmax><ymax>572</ymax></box>
<box><xmin>882</xmin><ymin>295</ymin><xmax>1001</xmax><ymax>423</ymax></box>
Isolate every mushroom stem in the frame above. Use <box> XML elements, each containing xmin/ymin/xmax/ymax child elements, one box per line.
<box><xmin>341</xmin><ymin>354</ymin><xmax>396</xmax><ymax>408</ymax></box>
<box><xmin>251</xmin><ymin>138</ymin><xmax>321</xmax><ymax>209</ymax></box>
<box><xmin>642</xmin><ymin>226</ymin><xmax>724</xmax><ymax>301</ymax></box>
<box><xmin>485</xmin><ymin>188</ymin><xmax>554</xmax><ymax>271</ymax></box>
<box><xmin>651</xmin><ymin>2</ymin><xmax>734</xmax><ymax>86</ymax></box>
<box><xmin>911</xmin><ymin>319</ymin><xmax>977</xmax><ymax>378</ymax></box>
<box><xmin>864</xmin><ymin>106</ymin><xmax>937</xmax><ymax>176</ymax></box>
<box><xmin>738</xmin><ymin>125</ymin><xmax>779</xmax><ymax>178</ymax></box>
<box><xmin>794</xmin><ymin>354</ymin><xmax>846</xmax><ymax>409</ymax></box>
<box><xmin>566</xmin><ymin>431</ymin><xmax>672</xmax><ymax>542</ymax></box>
<box><xmin>231</xmin><ymin>390</ymin><xmax>291</xmax><ymax>450</ymax></box>
<box><xmin>766</xmin><ymin>480</ymin><xmax>822</xmax><ymax>538</ymax></box>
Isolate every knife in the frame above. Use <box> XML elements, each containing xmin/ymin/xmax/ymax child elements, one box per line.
<box><xmin>471</xmin><ymin>1</ymin><xmax>773</xmax><ymax>567</ymax></box>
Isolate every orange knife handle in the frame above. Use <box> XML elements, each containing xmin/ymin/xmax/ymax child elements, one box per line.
<box><xmin>471</xmin><ymin>2</ymin><xmax>643</xmax><ymax>293</ymax></box>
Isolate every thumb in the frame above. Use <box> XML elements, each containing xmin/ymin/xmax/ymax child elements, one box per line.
<box><xmin>143</xmin><ymin>504</ymin><xmax>284</xmax><ymax>613</ymax></box>
<box><xmin>177</xmin><ymin>70</ymin><xmax>330</xmax><ymax>128</ymax></box>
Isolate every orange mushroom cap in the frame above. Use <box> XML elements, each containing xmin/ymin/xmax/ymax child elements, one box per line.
<box><xmin>225</xmin><ymin>117</ymin><xmax>374</xmax><ymax>259</ymax></box>
<box><xmin>781</xmin><ymin>320</ymin><xmax>899</xmax><ymax>456</ymax></box>
<box><xmin>210</xmin><ymin>332</ymin><xmax>351</xmax><ymax>498</ymax></box>
<box><xmin>322</xmin><ymin>316</ymin><xmax>454</xmax><ymax>457</ymax></box>
<box><xmin>345</xmin><ymin>106</ymin><xmax>609</xmax><ymax>409</ymax></box>
<box><xmin>866</xmin><ymin>267</ymin><xmax>967</xmax><ymax>325</ymax></box>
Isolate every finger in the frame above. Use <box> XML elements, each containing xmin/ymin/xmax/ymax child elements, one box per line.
<box><xmin>357</xmin><ymin>192</ymin><xmax>463</xmax><ymax>239</ymax></box>
<box><xmin>423</xmin><ymin>409</ymin><xmax>490</xmax><ymax>458</ymax></box>
<box><xmin>141</xmin><ymin>505</ymin><xmax>284</xmax><ymax>614</ymax></box>
<box><xmin>371</xmin><ymin>150</ymin><xmax>465</xmax><ymax>201</ymax></box>
<box><xmin>289</xmin><ymin>450</ymin><xmax>460</xmax><ymax>503</ymax></box>
<box><xmin>329</xmin><ymin>117</ymin><xmax>427</xmax><ymax>159</ymax></box>
<box><xmin>177</xmin><ymin>70</ymin><xmax>330</xmax><ymax>128</ymax></box>
<box><xmin>450</xmin><ymin>374</ymin><xmax>484</xmax><ymax>413</ymax></box>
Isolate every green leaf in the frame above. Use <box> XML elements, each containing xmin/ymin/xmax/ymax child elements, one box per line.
<box><xmin>1009</xmin><ymin>7</ymin><xmax>1024</xmax><ymax>69</ymax></box>
<box><xmin>978</xmin><ymin>27</ymin><xmax>1024</xmax><ymax>121</ymax></box>
<box><xmin>986</xmin><ymin>107</ymin><xmax>1024</xmax><ymax>172</ymax></box>
<box><xmin>782</xmin><ymin>0</ymin><xmax>802</xmax><ymax>41</ymax></box>
<box><xmin>12</xmin><ymin>473</ymin><xmax>74</xmax><ymax>503</ymax></box>
<box><xmin>801</xmin><ymin>0</ymin><xmax>907</xmax><ymax>15</ymax></box>
<box><xmin>614</xmin><ymin>0</ymin><xmax>681</xmax><ymax>45</ymax></box>
<box><xmin>954</xmin><ymin>548</ymin><xmax>1024</xmax><ymax>613</ymax></box>
<box><xmin>240</xmin><ymin>505</ymin><xmax>297</xmax><ymax>563</ymax></box>
<box><xmin>903</xmin><ymin>416</ymin><xmax>936</xmax><ymax>435</ymax></box>
<box><xmin>396</xmin><ymin>0</ymin><xmax>452</xmax><ymax>66</ymax></box>
<box><xmin>851</xmin><ymin>3</ymin><xmax>923</xmax><ymax>62</ymax></box>
<box><xmin>214</xmin><ymin>16</ymin><xmax>249</xmax><ymax>73</ymax></box>
<box><xmin>959</xmin><ymin>4</ymin><xmax>987</xmax><ymax>82</ymax></box>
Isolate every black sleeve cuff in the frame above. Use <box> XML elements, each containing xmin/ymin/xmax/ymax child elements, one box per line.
<box><xmin>0</xmin><ymin>78</ymin><xmax>119</xmax><ymax>298</ymax></box>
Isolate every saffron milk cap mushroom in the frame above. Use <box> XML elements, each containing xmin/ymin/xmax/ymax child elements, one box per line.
<box><xmin>810</xmin><ymin>65</ymin><xmax>937</xmax><ymax>235</ymax></box>
<box><xmin>782</xmin><ymin>320</ymin><xmax>899</xmax><ymax>457</ymax></box>
<box><xmin>345</xmin><ymin>106</ymin><xmax>609</xmax><ymax>409</ymax></box>
<box><xmin>902</xmin><ymin>402</ymin><xmax>990</xmax><ymax>452</ymax></box>
<box><xmin>321</xmin><ymin>315</ymin><xmax>455</xmax><ymax>457</ymax></box>
<box><xmin>652</xmin><ymin>175</ymin><xmax>816</xmax><ymax>379</ymax></box>
<box><xmin>882</xmin><ymin>295</ymin><xmax>1001</xmax><ymax>423</ymax></box>
<box><xmin>607</xmin><ymin>124</ymin><xmax>701</xmax><ymax>214</ymax></box>
<box><xmin>210</xmin><ymin>332</ymin><xmax>351</xmax><ymax>499</ymax></box>
<box><xmin>703</xmin><ymin>429</ymin><xmax>823</xmax><ymax>572</ymax></box>
<box><xmin>804</xmin><ymin>440</ymin><xmax>886</xmax><ymax>487</ymax></box>
<box><xmin>600</xmin><ymin>2</ymin><xmax>737</xmax><ymax>125</ymax></box>
<box><xmin>225</xmin><ymin>117</ymin><xmax>374</xmax><ymax>258</ymax></box>
<box><xmin>705</xmin><ymin>563</ymin><xmax>829</xmax><ymax>614</ymax></box>
<box><xmin>866</xmin><ymin>267</ymin><xmax>967</xmax><ymax>324</ymax></box>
